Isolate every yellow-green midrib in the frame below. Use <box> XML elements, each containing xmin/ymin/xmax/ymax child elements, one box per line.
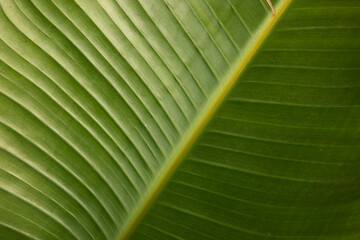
<box><xmin>120</xmin><ymin>0</ymin><xmax>292</xmax><ymax>239</ymax></box>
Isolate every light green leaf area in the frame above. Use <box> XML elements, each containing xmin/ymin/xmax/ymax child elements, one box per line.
<box><xmin>0</xmin><ymin>0</ymin><xmax>359</xmax><ymax>239</ymax></box>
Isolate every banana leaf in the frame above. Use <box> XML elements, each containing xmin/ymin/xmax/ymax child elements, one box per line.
<box><xmin>0</xmin><ymin>0</ymin><xmax>359</xmax><ymax>239</ymax></box>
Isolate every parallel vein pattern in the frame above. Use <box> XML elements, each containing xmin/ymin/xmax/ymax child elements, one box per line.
<box><xmin>0</xmin><ymin>0</ymin><xmax>359</xmax><ymax>240</ymax></box>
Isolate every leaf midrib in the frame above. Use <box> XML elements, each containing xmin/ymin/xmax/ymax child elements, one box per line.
<box><xmin>119</xmin><ymin>1</ymin><xmax>292</xmax><ymax>239</ymax></box>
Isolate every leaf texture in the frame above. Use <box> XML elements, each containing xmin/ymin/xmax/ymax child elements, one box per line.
<box><xmin>0</xmin><ymin>0</ymin><xmax>359</xmax><ymax>240</ymax></box>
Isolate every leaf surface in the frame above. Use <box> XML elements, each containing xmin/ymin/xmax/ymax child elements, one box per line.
<box><xmin>0</xmin><ymin>0</ymin><xmax>359</xmax><ymax>240</ymax></box>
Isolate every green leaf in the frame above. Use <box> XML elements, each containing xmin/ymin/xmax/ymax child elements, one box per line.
<box><xmin>0</xmin><ymin>0</ymin><xmax>359</xmax><ymax>239</ymax></box>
